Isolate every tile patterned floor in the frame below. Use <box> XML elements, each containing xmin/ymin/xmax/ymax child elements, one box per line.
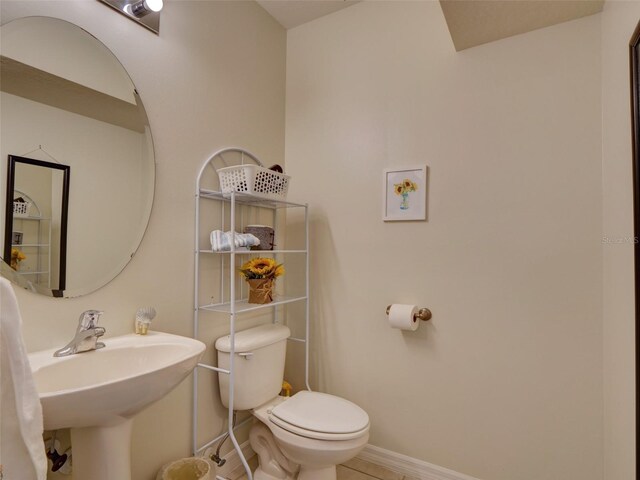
<box><xmin>231</xmin><ymin>456</ymin><xmax>410</xmax><ymax>480</ymax></box>
<box><xmin>339</xmin><ymin>458</ymin><xmax>404</xmax><ymax>480</ymax></box>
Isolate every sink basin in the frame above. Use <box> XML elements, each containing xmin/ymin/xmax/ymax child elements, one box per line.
<box><xmin>29</xmin><ymin>331</ymin><xmax>205</xmax><ymax>430</ymax></box>
<box><xmin>28</xmin><ymin>331</ymin><xmax>205</xmax><ymax>480</ymax></box>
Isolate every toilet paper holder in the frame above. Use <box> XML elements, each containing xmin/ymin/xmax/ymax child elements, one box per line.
<box><xmin>386</xmin><ymin>305</ymin><xmax>432</xmax><ymax>321</ymax></box>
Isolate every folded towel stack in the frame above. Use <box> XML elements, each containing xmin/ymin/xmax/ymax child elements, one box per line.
<box><xmin>210</xmin><ymin>230</ymin><xmax>260</xmax><ymax>252</ymax></box>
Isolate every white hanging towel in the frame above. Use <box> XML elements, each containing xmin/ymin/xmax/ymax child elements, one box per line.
<box><xmin>0</xmin><ymin>277</ymin><xmax>47</xmax><ymax>480</ymax></box>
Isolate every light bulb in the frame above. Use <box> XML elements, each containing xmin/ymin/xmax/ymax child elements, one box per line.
<box><xmin>144</xmin><ymin>0</ymin><xmax>163</xmax><ymax>12</ymax></box>
<box><xmin>130</xmin><ymin>0</ymin><xmax>163</xmax><ymax>17</ymax></box>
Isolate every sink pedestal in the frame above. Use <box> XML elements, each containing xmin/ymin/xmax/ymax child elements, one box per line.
<box><xmin>71</xmin><ymin>419</ymin><xmax>133</xmax><ymax>480</ymax></box>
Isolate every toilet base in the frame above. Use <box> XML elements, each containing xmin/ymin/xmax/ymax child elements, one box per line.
<box><xmin>250</xmin><ymin>422</ymin><xmax>298</xmax><ymax>480</ymax></box>
<box><xmin>249</xmin><ymin>416</ymin><xmax>366</xmax><ymax>480</ymax></box>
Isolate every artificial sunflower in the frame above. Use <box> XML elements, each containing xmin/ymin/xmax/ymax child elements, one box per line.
<box><xmin>240</xmin><ymin>257</ymin><xmax>285</xmax><ymax>280</ymax></box>
<box><xmin>274</xmin><ymin>264</ymin><xmax>285</xmax><ymax>277</ymax></box>
<box><xmin>10</xmin><ymin>248</ymin><xmax>26</xmax><ymax>270</ymax></box>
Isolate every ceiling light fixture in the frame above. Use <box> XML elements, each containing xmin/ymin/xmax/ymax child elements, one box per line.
<box><xmin>129</xmin><ymin>0</ymin><xmax>163</xmax><ymax>17</ymax></box>
<box><xmin>97</xmin><ymin>0</ymin><xmax>163</xmax><ymax>35</ymax></box>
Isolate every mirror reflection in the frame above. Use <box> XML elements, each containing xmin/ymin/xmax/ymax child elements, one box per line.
<box><xmin>0</xmin><ymin>17</ymin><xmax>155</xmax><ymax>297</ymax></box>
<box><xmin>4</xmin><ymin>156</ymin><xmax>70</xmax><ymax>297</ymax></box>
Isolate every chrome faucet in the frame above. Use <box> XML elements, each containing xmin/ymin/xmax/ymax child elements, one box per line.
<box><xmin>54</xmin><ymin>310</ymin><xmax>105</xmax><ymax>357</ymax></box>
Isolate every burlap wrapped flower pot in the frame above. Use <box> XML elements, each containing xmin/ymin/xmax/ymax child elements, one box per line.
<box><xmin>247</xmin><ymin>278</ymin><xmax>274</xmax><ymax>304</ymax></box>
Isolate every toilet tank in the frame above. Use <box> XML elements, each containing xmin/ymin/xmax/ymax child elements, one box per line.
<box><xmin>215</xmin><ymin>324</ymin><xmax>290</xmax><ymax>411</ymax></box>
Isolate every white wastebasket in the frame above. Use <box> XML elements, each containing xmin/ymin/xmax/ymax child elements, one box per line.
<box><xmin>156</xmin><ymin>457</ymin><xmax>212</xmax><ymax>480</ymax></box>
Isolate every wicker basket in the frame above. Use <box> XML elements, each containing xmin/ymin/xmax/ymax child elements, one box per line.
<box><xmin>13</xmin><ymin>201</ymin><xmax>31</xmax><ymax>216</ymax></box>
<box><xmin>217</xmin><ymin>165</ymin><xmax>289</xmax><ymax>201</ymax></box>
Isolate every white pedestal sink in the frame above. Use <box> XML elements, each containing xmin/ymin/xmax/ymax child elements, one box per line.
<box><xmin>28</xmin><ymin>332</ymin><xmax>205</xmax><ymax>480</ymax></box>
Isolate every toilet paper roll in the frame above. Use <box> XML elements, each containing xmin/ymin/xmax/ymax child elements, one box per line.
<box><xmin>387</xmin><ymin>304</ymin><xmax>419</xmax><ymax>331</ymax></box>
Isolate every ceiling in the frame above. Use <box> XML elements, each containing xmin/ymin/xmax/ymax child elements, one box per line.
<box><xmin>255</xmin><ymin>0</ymin><xmax>360</xmax><ymax>30</ymax></box>
<box><xmin>256</xmin><ymin>0</ymin><xmax>604</xmax><ymax>50</ymax></box>
<box><xmin>440</xmin><ymin>0</ymin><xmax>604</xmax><ymax>51</ymax></box>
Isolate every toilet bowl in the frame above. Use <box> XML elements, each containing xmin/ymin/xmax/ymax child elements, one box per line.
<box><xmin>250</xmin><ymin>392</ymin><xmax>369</xmax><ymax>480</ymax></box>
<box><xmin>215</xmin><ymin>324</ymin><xmax>370</xmax><ymax>480</ymax></box>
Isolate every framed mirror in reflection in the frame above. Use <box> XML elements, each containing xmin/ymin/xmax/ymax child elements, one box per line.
<box><xmin>630</xmin><ymin>18</ymin><xmax>640</xmax><ymax>471</ymax></box>
<box><xmin>3</xmin><ymin>155</ymin><xmax>70</xmax><ymax>297</ymax></box>
<box><xmin>0</xmin><ymin>17</ymin><xmax>155</xmax><ymax>297</ymax></box>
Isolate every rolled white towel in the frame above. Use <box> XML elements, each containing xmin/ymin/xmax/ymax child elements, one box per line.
<box><xmin>234</xmin><ymin>231</ymin><xmax>259</xmax><ymax>248</ymax></box>
<box><xmin>210</xmin><ymin>230</ymin><xmax>260</xmax><ymax>251</ymax></box>
<box><xmin>210</xmin><ymin>230</ymin><xmax>230</xmax><ymax>251</ymax></box>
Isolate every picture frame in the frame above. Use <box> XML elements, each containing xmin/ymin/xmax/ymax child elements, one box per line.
<box><xmin>383</xmin><ymin>165</ymin><xmax>428</xmax><ymax>221</ymax></box>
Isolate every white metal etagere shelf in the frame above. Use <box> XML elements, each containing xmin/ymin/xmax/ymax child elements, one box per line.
<box><xmin>11</xmin><ymin>190</ymin><xmax>52</xmax><ymax>288</ymax></box>
<box><xmin>193</xmin><ymin>148</ymin><xmax>310</xmax><ymax>480</ymax></box>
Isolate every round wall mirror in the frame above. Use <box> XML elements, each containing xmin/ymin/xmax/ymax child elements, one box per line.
<box><xmin>0</xmin><ymin>17</ymin><xmax>155</xmax><ymax>297</ymax></box>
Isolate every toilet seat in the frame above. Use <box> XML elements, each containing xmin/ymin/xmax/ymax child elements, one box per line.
<box><xmin>269</xmin><ymin>391</ymin><xmax>369</xmax><ymax>441</ymax></box>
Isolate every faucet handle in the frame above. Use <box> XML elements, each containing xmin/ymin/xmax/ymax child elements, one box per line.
<box><xmin>77</xmin><ymin>310</ymin><xmax>104</xmax><ymax>330</ymax></box>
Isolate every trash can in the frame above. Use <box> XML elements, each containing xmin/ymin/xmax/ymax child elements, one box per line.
<box><xmin>156</xmin><ymin>458</ymin><xmax>212</xmax><ymax>480</ymax></box>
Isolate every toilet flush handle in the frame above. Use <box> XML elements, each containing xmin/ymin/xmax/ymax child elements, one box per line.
<box><xmin>238</xmin><ymin>352</ymin><xmax>253</xmax><ymax>359</ymax></box>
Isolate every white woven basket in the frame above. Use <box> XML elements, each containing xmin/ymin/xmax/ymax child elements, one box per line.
<box><xmin>217</xmin><ymin>165</ymin><xmax>289</xmax><ymax>201</ymax></box>
<box><xmin>13</xmin><ymin>201</ymin><xmax>31</xmax><ymax>216</ymax></box>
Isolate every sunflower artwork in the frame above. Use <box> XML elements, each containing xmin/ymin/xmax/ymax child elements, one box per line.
<box><xmin>383</xmin><ymin>166</ymin><xmax>427</xmax><ymax>221</ymax></box>
<box><xmin>239</xmin><ymin>257</ymin><xmax>285</xmax><ymax>304</ymax></box>
<box><xmin>394</xmin><ymin>179</ymin><xmax>418</xmax><ymax>210</ymax></box>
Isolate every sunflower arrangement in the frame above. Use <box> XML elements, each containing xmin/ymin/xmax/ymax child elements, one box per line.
<box><xmin>239</xmin><ymin>257</ymin><xmax>285</xmax><ymax>279</ymax></box>
<box><xmin>240</xmin><ymin>257</ymin><xmax>285</xmax><ymax>304</ymax></box>
<box><xmin>394</xmin><ymin>179</ymin><xmax>418</xmax><ymax>196</ymax></box>
<box><xmin>10</xmin><ymin>248</ymin><xmax>26</xmax><ymax>271</ymax></box>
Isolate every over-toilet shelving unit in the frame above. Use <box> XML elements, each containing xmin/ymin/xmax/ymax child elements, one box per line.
<box><xmin>193</xmin><ymin>148</ymin><xmax>310</xmax><ymax>480</ymax></box>
<box><xmin>10</xmin><ymin>190</ymin><xmax>52</xmax><ymax>288</ymax></box>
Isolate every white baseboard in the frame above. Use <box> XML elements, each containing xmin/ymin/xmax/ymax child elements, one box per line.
<box><xmin>356</xmin><ymin>444</ymin><xmax>482</xmax><ymax>480</ymax></box>
<box><xmin>216</xmin><ymin>440</ymin><xmax>255</xmax><ymax>479</ymax></box>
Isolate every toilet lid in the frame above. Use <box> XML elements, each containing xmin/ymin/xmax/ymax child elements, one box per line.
<box><xmin>270</xmin><ymin>391</ymin><xmax>369</xmax><ymax>439</ymax></box>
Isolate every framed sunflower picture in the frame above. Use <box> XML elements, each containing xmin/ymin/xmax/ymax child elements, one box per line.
<box><xmin>383</xmin><ymin>166</ymin><xmax>428</xmax><ymax>221</ymax></box>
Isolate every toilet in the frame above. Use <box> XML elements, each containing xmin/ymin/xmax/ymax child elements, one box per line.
<box><xmin>215</xmin><ymin>324</ymin><xmax>369</xmax><ymax>480</ymax></box>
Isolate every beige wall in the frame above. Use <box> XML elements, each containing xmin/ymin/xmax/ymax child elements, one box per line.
<box><xmin>601</xmin><ymin>1</ymin><xmax>639</xmax><ymax>479</ymax></box>
<box><xmin>0</xmin><ymin>1</ymin><xmax>286</xmax><ymax>479</ymax></box>
<box><xmin>285</xmin><ymin>2</ymin><xmax>603</xmax><ymax>479</ymax></box>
